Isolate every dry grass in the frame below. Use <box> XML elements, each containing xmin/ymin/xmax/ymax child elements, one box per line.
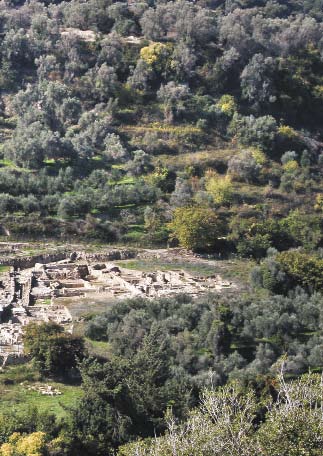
<box><xmin>120</xmin><ymin>123</ymin><xmax>202</xmax><ymax>136</ymax></box>
<box><xmin>153</xmin><ymin>148</ymin><xmax>238</xmax><ymax>169</ymax></box>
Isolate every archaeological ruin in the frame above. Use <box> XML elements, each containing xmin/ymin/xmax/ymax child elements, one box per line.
<box><xmin>0</xmin><ymin>244</ymin><xmax>236</xmax><ymax>365</ymax></box>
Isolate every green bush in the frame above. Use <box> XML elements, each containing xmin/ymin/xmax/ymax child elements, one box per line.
<box><xmin>168</xmin><ymin>206</ymin><xmax>224</xmax><ymax>251</ymax></box>
<box><xmin>276</xmin><ymin>250</ymin><xmax>323</xmax><ymax>292</ymax></box>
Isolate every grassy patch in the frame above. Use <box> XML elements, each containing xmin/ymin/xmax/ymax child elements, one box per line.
<box><xmin>0</xmin><ymin>364</ymin><xmax>82</xmax><ymax>418</ymax></box>
<box><xmin>85</xmin><ymin>338</ymin><xmax>111</xmax><ymax>358</ymax></box>
<box><xmin>216</xmin><ymin>258</ymin><xmax>256</xmax><ymax>283</ymax></box>
<box><xmin>120</xmin><ymin>122</ymin><xmax>202</xmax><ymax>136</ymax></box>
<box><xmin>117</xmin><ymin>258</ymin><xmax>219</xmax><ymax>277</ymax></box>
<box><xmin>0</xmin><ymin>382</ymin><xmax>82</xmax><ymax>418</ymax></box>
<box><xmin>117</xmin><ymin>256</ymin><xmax>256</xmax><ymax>287</ymax></box>
<box><xmin>0</xmin><ymin>158</ymin><xmax>14</xmax><ymax>167</ymax></box>
<box><xmin>92</xmin><ymin>155</ymin><xmax>103</xmax><ymax>162</ymax></box>
<box><xmin>0</xmin><ymin>265</ymin><xmax>10</xmax><ymax>273</ymax></box>
<box><xmin>56</xmin><ymin>295</ymin><xmax>116</xmax><ymax>320</ymax></box>
<box><xmin>123</xmin><ymin>231</ymin><xmax>145</xmax><ymax>242</ymax></box>
<box><xmin>0</xmin><ymin>159</ymin><xmax>33</xmax><ymax>173</ymax></box>
<box><xmin>0</xmin><ymin>364</ymin><xmax>39</xmax><ymax>384</ymax></box>
<box><xmin>232</xmin><ymin>182</ymin><xmax>266</xmax><ymax>203</ymax></box>
<box><xmin>109</xmin><ymin>176</ymin><xmax>137</xmax><ymax>185</ymax></box>
<box><xmin>153</xmin><ymin>148</ymin><xmax>237</xmax><ymax>170</ymax></box>
<box><xmin>114</xmin><ymin>204</ymin><xmax>136</xmax><ymax>209</ymax></box>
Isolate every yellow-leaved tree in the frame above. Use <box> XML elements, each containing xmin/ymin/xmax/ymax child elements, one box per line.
<box><xmin>216</xmin><ymin>94</ymin><xmax>237</xmax><ymax>117</ymax></box>
<box><xmin>168</xmin><ymin>206</ymin><xmax>224</xmax><ymax>251</ymax></box>
<box><xmin>140</xmin><ymin>42</ymin><xmax>172</xmax><ymax>71</ymax></box>
<box><xmin>0</xmin><ymin>432</ymin><xmax>47</xmax><ymax>456</ymax></box>
<box><xmin>205</xmin><ymin>170</ymin><xmax>234</xmax><ymax>206</ymax></box>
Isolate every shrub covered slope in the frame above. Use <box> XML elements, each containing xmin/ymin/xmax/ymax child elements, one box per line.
<box><xmin>0</xmin><ymin>0</ymin><xmax>322</xmax><ymax>454</ymax></box>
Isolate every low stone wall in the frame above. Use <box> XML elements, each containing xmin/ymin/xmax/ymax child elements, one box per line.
<box><xmin>84</xmin><ymin>249</ymin><xmax>137</xmax><ymax>262</ymax></box>
<box><xmin>20</xmin><ymin>275</ymin><xmax>32</xmax><ymax>306</ymax></box>
<box><xmin>0</xmin><ymin>249</ymin><xmax>137</xmax><ymax>270</ymax></box>
<box><xmin>0</xmin><ymin>252</ymin><xmax>69</xmax><ymax>269</ymax></box>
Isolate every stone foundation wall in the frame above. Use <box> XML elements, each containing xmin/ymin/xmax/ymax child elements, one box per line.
<box><xmin>0</xmin><ymin>252</ymin><xmax>69</xmax><ymax>269</ymax></box>
<box><xmin>20</xmin><ymin>276</ymin><xmax>32</xmax><ymax>306</ymax></box>
<box><xmin>84</xmin><ymin>249</ymin><xmax>137</xmax><ymax>262</ymax></box>
<box><xmin>0</xmin><ymin>249</ymin><xmax>137</xmax><ymax>270</ymax></box>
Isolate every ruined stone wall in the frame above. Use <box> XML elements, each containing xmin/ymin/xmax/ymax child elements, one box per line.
<box><xmin>0</xmin><ymin>252</ymin><xmax>69</xmax><ymax>269</ymax></box>
<box><xmin>0</xmin><ymin>249</ymin><xmax>137</xmax><ymax>270</ymax></box>
<box><xmin>83</xmin><ymin>249</ymin><xmax>137</xmax><ymax>262</ymax></box>
<box><xmin>20</xmin><ymin>275</ymin><xmax>32</xmax><ymax>306</ymax></box>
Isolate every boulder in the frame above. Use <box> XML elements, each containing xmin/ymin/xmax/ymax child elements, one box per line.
<box><xmin>92</xmin><ymin>263</ymin><xmax>106</xmax><ymax>270</ymax></box>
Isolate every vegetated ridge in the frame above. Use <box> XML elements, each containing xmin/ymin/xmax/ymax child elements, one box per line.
<box><xmin>0</xmin><ymin>0</ymin><xmax>322</xmax><ymax>455</ymax></box>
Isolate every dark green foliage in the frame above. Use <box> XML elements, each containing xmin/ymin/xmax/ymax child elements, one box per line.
<box><xmin>168</xmin><ymin>206</ymin><xmax>224</xmax><ymax>251</ymax></box>
<box><xmin>121</xmin><ymin>373</ymin><xmax>323</xmax><ymax>456</ymax></box>
<box><xmin>0</xmin><ymin>407</ymin><xmax>60</xmax><ymax>446</ymax></box>
<box><xmin>254</xmin><ymin>250</ymin><xmax>323</xmax><ymax>293</ymax></box>
<box><xmin>72</xmin><ymin>326</ymin><xmax>190</xmax><ymax>455</ymax></box>
<box><xmin>228</xmin><ymin>114</ymin><xmax>278</xmax><ymax>153</ymax></box>
<box><xmin>280</xmin><ymin>210</ymin><xmax>322</xmax><ymax>250</ymax></box>
<box><xmin>0</xmin><ymin>0</ymin><xmax>320</xmax><ymax>247</ymax></box>
<box><xmin>0</xmin><ymin>0</ymin><xmax>323</xmax><ymax>454</ymax></box>
<box><xmin>228</xmin><ymin>217</ymin><xmax>293</xmax><ymax>259</ymax></box>
<box><xmin>23</xmin><ymin>322</ymin><xmax>85</xmax><ymax>378</ymax></box>
<box><xmin>85</xmin><ymin>290</ymin><xmax>323</xmax><ymax>386</ymax></box>
<box><xmin>276</xmin><ymin>250</ymin><xmax>323</xmax><ymax>292</ymax></box>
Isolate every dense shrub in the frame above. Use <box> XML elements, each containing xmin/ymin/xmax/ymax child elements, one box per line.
<box><xmin>168</xmin><ymin>206</ymin><xmax>224</xmax><ymax>251</ymax></box>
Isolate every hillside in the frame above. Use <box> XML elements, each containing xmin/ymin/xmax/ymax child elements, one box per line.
<box><xmin>0</xmin><ymin>0</ymin><xmax>320</xmax><ymax>254</ymax></box>
<box><xmin>0</xmin><ymin>0</ymin><xmax>322</xmax><ymax>455</ymax></box>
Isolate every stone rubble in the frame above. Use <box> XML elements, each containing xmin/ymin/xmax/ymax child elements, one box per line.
<box><xmin>23</xmin><ymin>382</ymin><xmax>62</xmax><ymax>396</ymax></box>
